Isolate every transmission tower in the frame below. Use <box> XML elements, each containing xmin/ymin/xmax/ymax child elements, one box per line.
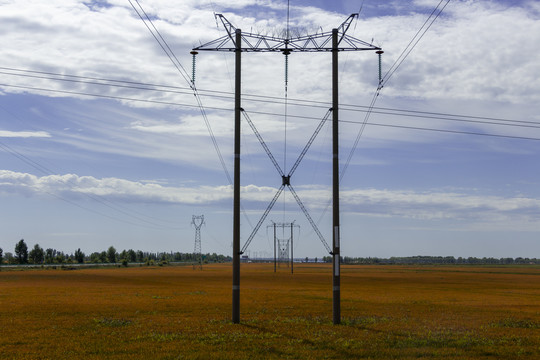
<box><xmin>192</xmin><ymin>215</ymin><xmax>205</xmax><ymax>270</ymax></box>
<box><xmin>278</xmin><ymin>238</ymin><xmax>289</xmax><ymax>264</ymax></box>
<box><xmin>269</xmin><ymin>221</ymin><xmax>299</xmax><ymax>273</ymax></box>
<box><xmin>194</xmin><ymin>10</ymin><xmax>381</xmax><ymax>324</ymax></box>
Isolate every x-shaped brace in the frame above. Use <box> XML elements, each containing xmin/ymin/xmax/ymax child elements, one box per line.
<box><xmin>240</xmin><ymin>109</ymin><xmax>333</xmax><ymax>254</ymax></box>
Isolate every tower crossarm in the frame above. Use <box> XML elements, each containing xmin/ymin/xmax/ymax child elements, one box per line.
<box><xmin>193</xmin><ymin>14</ymin><xmax>381</xmax><ymax>53</ymax></box>
<box><xmin>216</xmin><ymin>13</ymin><xmax>237</xmax><ymax>40</ymax></box>
<box><xmin>285</xmin><ymin>31</ymin><xmax>379</xmax><ymax>52</ymax></box>
<box><xmin>336</xmin><ymin>13</ymin><xmax>358</xmax><ymax>43</ymax></box>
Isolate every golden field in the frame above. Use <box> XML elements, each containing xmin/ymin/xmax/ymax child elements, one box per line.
<box><xmin>0</xmin><ymin>263</ymin><xmax>539</xmax><ymax>359</ymax></box>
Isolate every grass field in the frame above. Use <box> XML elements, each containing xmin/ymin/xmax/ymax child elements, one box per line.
<box><xmin>1</xmin><ymin>263</ymin><xmax>539</xmax><ymax>359</ymax></box>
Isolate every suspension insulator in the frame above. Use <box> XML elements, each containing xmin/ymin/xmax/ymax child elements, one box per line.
<box><xmin>284</xmin><ymin>52</ymin><xmax>289</xmax><ymax>90</ymax></box>
<box><xmin>190</xmin><ymin>50</ymin><xmax>198</xmax><ymax>85</ymax></box>
<box><xmin>376</xmin><ymin>50</ymin><xmax>384</xmax><ymax>86</ymax></box>
<box><xmin>282</xmin><ymin>46</ymin><xmax>291</xmax><ymax>92</ymax></box>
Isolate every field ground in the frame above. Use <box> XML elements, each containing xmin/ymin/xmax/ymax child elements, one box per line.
<box><xmin>1</xmin><ymin>263</ymin><xmax>539</xmax><ymax>359</ymax></box>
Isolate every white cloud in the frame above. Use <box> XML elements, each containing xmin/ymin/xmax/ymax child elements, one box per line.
<box><xmin>341</xmin><ymin>187</ymin><xmax>540</xmax><ymax>222</ymax></box>
<box><xmin>2</xmin><ymin>169</ymin><xmax>540</xmax><ymax>228</ymax></box>
<box><xmin>0</xmin><ymin>130</ymin><xmax>51</xmax><ymax>138</ymax></box>
<box><xmin>1</xmin><ymin>0</ymin><xmax>537</xmax><ymax>105</ymax></box>
<box><xmin>367</xmin><ymin>1</ymin><xmax>540</xmax><ymax>104</ymax></box>
<box><xmin>0</xmin><ymin>169</ymin><xmax>231</xmax><ymax>204</ymax></box>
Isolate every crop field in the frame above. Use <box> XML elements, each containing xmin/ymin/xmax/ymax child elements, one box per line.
<box><xmin>1</xmin><ymin>263</ymin><xmax>539</xmax><ymax>359</ymax></box>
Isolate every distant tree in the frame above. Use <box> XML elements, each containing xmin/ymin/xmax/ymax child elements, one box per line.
<box><xmin>55</xmin><ymin>252</ymin><xmax>66</xmax><ymax>264</ymax></box>
<box><xmin>45</xmin><ymin>248</ymin><xmax>56</xmax><ymax>264</ymax></box>
<box><xmin>0</xmin><ymin>248</ymin><xmax>3</xmax><ymax>264</ymax></box>
<box><xmin>127</xmin><ymin>249</ymin><xmax>137</xmax><ymax>263</ymax></box>
<box><xmin>4</xmin><ymin>252</ymin><xmax>14</xmax><ymax>264</ymax></box>
<box><xmin>99</xmin><ymin>251</ymin><xmax>107</xmax><ymax>263</ymax></box>
<box><xmin>14</xmin><ymin>239</ymin><xmax>28</xmax><ymax>264</ymax></box>
<box><xmin>119</xmin><ymin>250</ymin><xmax>127</xmax><ymax>262</ymax></box>
<box><xmin>29</xmin><ymin>244</ymin><xmax>45</xmax><ymax>264</ymax></box>
<box><xmin>89</xmin><ymin>252</ymin><xmax>100</xmax><ymax>263</ymax></box>
<box><xmin>502</xmin><ymin>257</ymin><xmax>514</xmax><ymax>265</ymax></box>
<box><xmin>107</xmin><ymin>246</ymin><xmax>117</xmax><ymax>263</ymax></box>
<box><xmin>74</xmin><ymin>248</ymin><xmax>85</xmax><ymax>264</ymax></box>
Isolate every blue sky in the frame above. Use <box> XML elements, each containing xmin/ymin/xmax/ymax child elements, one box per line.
<box><xmin>1</xmin><ymin>0</ymin><xmax>540</xmax><ymax>258</ymax></box>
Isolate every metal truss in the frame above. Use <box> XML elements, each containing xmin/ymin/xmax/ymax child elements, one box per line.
<box><xmin>194</xmin><ymin>13</ymin><xmax>381</xmax><ymax>53</ymax></box>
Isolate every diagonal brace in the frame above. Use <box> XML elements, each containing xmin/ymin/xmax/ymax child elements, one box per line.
<box><xmin>242</xmin><ymin>109</ymin><xmax>285</xmax><ymax>177</ymax></box>
<box><xmin>288</xmin><ymin>184</ymin><xmax>332</xmax><ymax>254</ymax></box>
<box><xmin>288</xmin><ymin>108</ymin><xmax>332</xmax><ymax>178</ymax></box>
<box><xmin>241</xmin><ymin>185</ymin><xmax>285</xmax><ymax>254</ymax></box>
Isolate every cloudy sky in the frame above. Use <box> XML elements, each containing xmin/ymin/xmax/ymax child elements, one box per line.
<box><xmin>1</xmin><ymin>0</ymin><xmax>540</xmax><ymax>258</ymax></box>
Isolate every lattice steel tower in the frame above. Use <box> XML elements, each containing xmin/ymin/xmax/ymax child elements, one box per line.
<box><xmin>192</xmin><ymin>215</ymin><xmax>205</xmax><ymax>270</ymax></box>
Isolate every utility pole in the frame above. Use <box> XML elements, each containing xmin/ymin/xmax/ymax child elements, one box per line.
<box><xmin>232</xmin><ymin>29</ymin><xmax>242</xmax><ymax>324</ymax></box>
<box><xmin>331</xmin><ymin>29</ymin><xmax>341</xmax><ymax>324</ymax></box>
<box><xmin>290</xmin><ymin>221</ymin><xmax>294</xmax><ymax>274</ymax></box>
<box><xmin>274</xmin><ymin>222</ymin><xmax>277</xmax><ymax>272</ymax></box>
<box><xmin>193</xmin><ymin>12</ymin><xmax>381</xmax><ymax>325</ymax></box>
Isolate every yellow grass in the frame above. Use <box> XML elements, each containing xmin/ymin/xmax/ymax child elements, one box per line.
<box><xmin>1</xmin><ymin>263</ymin><xmax>539</xmax><ymax>359</ymax></box>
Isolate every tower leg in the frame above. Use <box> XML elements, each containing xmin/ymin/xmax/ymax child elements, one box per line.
<box><xmin>332</xmin><ymin>28</ymin><xmax>341</xmax><ymax>325</ymax></box>
<box><xmin>232</xmin><ymin>28</ymin><xmax>242</xmax><ymax>324</ymax></box>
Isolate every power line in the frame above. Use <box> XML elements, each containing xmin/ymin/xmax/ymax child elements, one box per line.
<box><xmin>340</xmin><ymin>0</ymin><xmax>453</xmax><ymax>183</ymax></box>
<box><xmin>2</xmin><ymin>66</ymin><xmax>538</xmax><ymax>129</ymax></box>
<box><xmin>0</xmin><ymin>141</ymin><xmax>183</xmax><ymax>229</ymax></box>
<box><xmin>381</xmin><ymin>0</ymin><xmax>452</xmax><ymax>88</ymax></box>
<box><xmin>351</xmin><ymin>121</ymin><xmax>540</xmax><ymax>142</ymax></box>
<box><xmin>0</xmin><ymin>105</ymin><xmax>183</xmax><ymax>229</ymax></box>
<box><xmin>127</xmin><ymin>0</ymin><xmax>233</xmax><ymax>186</ymax></box>
<box><xmin>127</xmin><ymin>0</ymin><xmax>193</xmax><ymax>87</ymax></box>
<box><xmin>3</xmin><ymin>82</ymin><xmax>540</xmax><ymax>143</ymax></box>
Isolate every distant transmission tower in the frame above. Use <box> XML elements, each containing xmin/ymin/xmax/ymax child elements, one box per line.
<box><xmin>192</xmin><ymin>215</ymin><xmax>205</xmax><ymax>270</ymax></box>
<box><xmin>278</xmin><ymin>237</ymin><xmax>290</xmax><ymax>265</ymax></box>
<box><xmin>269</xmin><ymin>221</ymin><xmax>299</xmax><ymax>273</ymax></box>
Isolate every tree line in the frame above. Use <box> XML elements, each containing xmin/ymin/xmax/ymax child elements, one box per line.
<box><xmin>321</xmin><ymin>255</ymin><xmax>540</xmax><ymax>265</ymax></box>
<box><xmin>0</xmin><ymin>239</ymin><xmax>231</xmax><ymax>266</ymax></box>
<box><xmin>1</xmin><ymin>240</ymin><xmax>537</xmax><ymax>266</ymax></box>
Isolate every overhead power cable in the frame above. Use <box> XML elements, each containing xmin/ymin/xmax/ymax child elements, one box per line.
<box><xmin>3</xmin><ymin>82</ymin><xmax>540</xmax><ymax>142</ymax></box>
<box><xmin>3</xmin><ymin>66</ymin><xmax>538</xmax><ymax>129</ymax></box>
<box><xmin>340</xmin><ymin>0</ymin><xmax>452</xmax><ymax>183</ymax></box>
<box><xmin>127</xmin><ymin>1</ymin><xmax>254</xmax><ymax>231</ymax></box>
<box><xmin>0</xmin><ymin>140</ymin><xmax>182</xmax><ymax>229</ymax></box>
<box><xmin>127</xmin><ymin>0</ymin><xmax>193</xmax><ymax>87</ymax></box>
<box><xmin>127</xmin><ymin>0</ymin><xmax>232</xmax><ymax>186</ymax></box>
<box><xmin>381</xmin><ymin>0</ymin><xmax>451</xmax><ymax>88</ymax></box>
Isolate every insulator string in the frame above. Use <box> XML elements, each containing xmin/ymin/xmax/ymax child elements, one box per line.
<box><xmin>190</xmin><ymin>51</ymin><xmax>198</xmax><ymax>85</ymax></box>
<box><xmin>376</xmin><ymin>50</ymin><xmax>383</xmax><ymax>90</ymax></box>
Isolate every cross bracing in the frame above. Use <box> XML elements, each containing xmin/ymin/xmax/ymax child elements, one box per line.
<box><xmin>240</xmin><ymin>109</ymin><xmax>332</xmax><ymax>255</ymax></box>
